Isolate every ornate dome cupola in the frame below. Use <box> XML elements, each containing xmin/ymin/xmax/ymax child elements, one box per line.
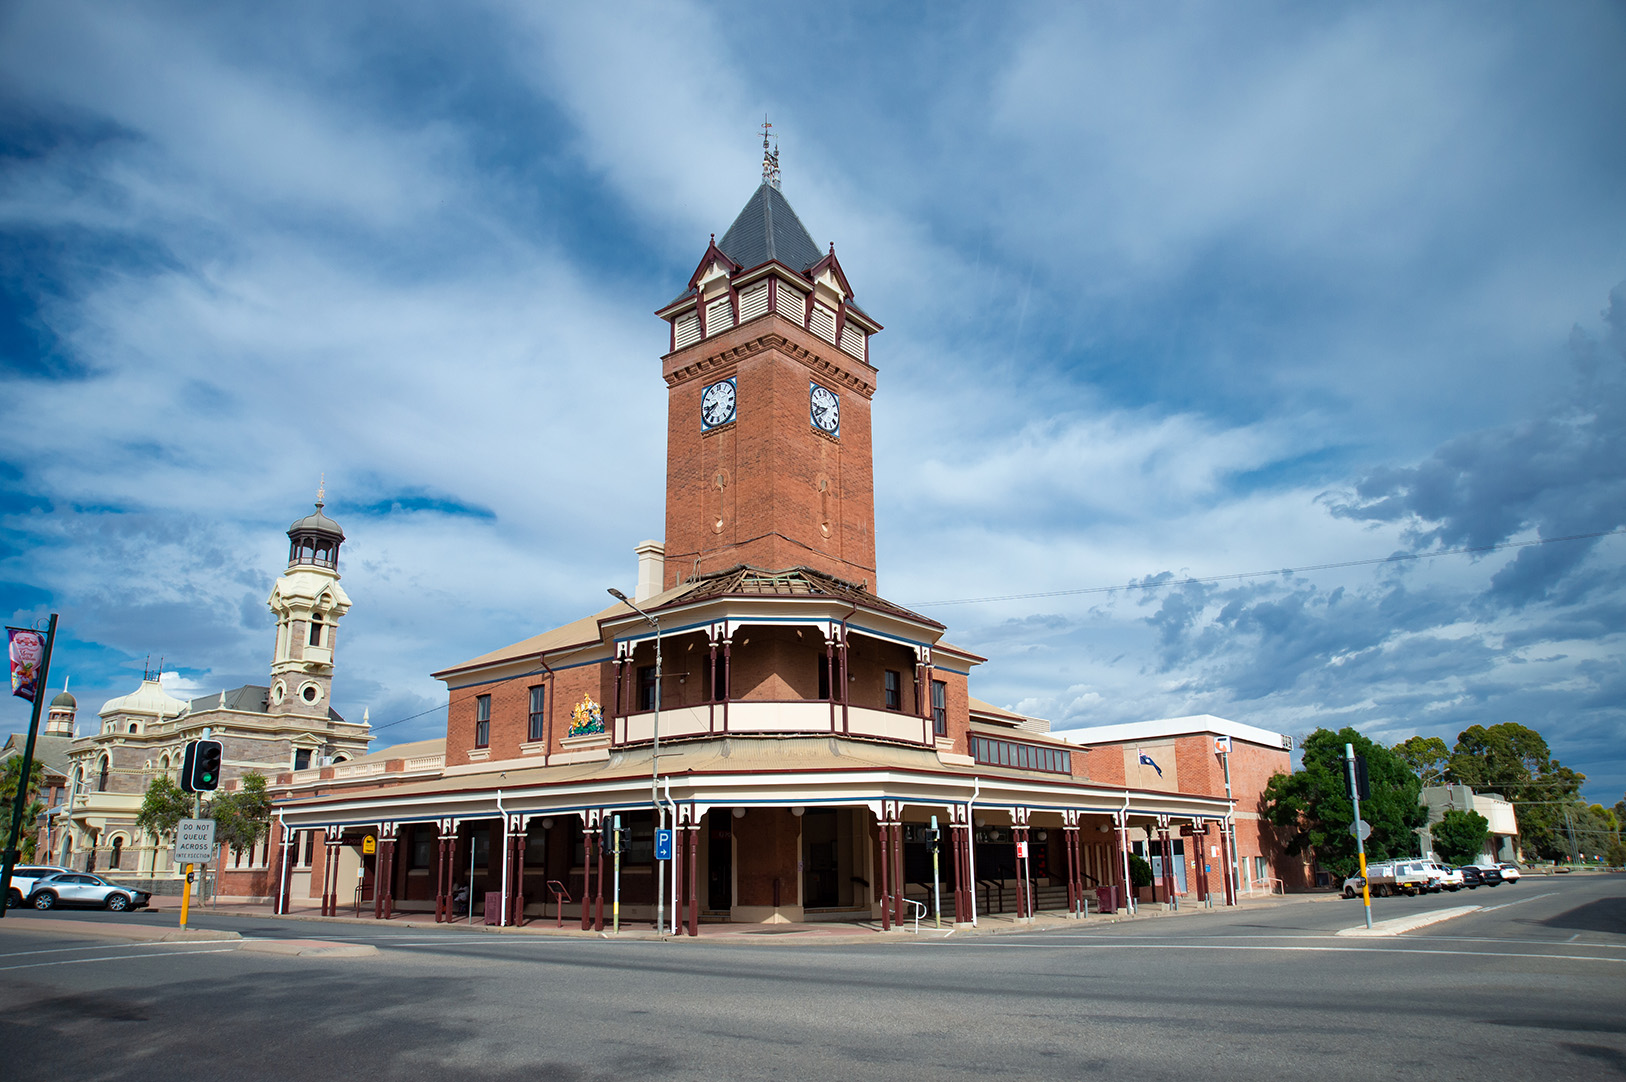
<box><xmin>287</xmin><ymin>492</ymin><xmax>345</xmax><ymax>570</ymax></box>
<box><xmin>268</xmin><ymin>482</ymin><xmax>352</xmax><ymax>718</ymax></box>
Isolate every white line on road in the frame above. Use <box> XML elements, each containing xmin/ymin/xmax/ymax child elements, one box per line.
<box><xmin>927</xmin><ymin>941</ymin><xmax>1626</xmax><ymax>963</ymax></box>
<box><xmin>1478</xmin><ymin>890</ymin><xmax>1559</xmax><ymax>913</ymax></box>
<box><xmin>0</xmin><ymin>948</ymin><xmax>238</xmax><ymax>972</ymax></box>
<box><xmin>0</xmin><ymin>941</ymin><xmax>213</xmax><ymax>960</ymax></box>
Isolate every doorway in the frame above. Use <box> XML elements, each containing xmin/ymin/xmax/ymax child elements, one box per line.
<box><xmin>707</xmin><ymin>814</ymin><xmax>733</xmax><ymax>911</ymax></box>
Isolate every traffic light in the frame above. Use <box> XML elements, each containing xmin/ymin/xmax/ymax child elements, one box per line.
<box><xmin>1344</xmin><ymin>754</ymin><xmax>1370</xmax><ymax>801</ymax></box>
<box><xmin>921</xmin><ymin>828</ymin><xmax>940</xmax><ymax>851</ymax></box>
<box><xmin>182</xmin><ymin>739</ymin><xmax>223</xmax><ymax>792</ymax></box>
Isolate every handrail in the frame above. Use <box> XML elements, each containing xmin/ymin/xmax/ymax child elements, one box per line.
<box><xmin>903</xmin><ymin>897</ymin><xmax>926</xmax><ymax>934</ymax></box>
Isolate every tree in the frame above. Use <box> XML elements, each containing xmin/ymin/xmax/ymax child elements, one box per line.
<box><xmin>134</xmin><ymin>776</ymin><xmax>194</xmax><ymax>844</ymax></box>
<box><xmin>211</xmin><ymin>773</ymin><xmax>272</xmax><ymax>857</ymax></box>
<box><xmin>1392</xmin><ymin>736</ymin><xmax>1450</xmax><ymax>786</ymax></box>
<box><xmin>1446</xmin><ymin>723</ymin><xmax>1583</xmax><ymax>861</ymax></box>
<box><xmin>1262</xmin><ymin>727</ymin><xmax>1428</xmax><ymax>878</ymax></box>
<box><xmin>0</xmin><ymin>756</ymin><xmax>46</xmax><ymax>863</ymax></box>
<box><xmin>1127</xmin><ymin>852</ymin><xmax>1153</xmax><ymax>889</ymax></box>
<box><xmin>1432</xmin><ymin>809</ymin><xmax>1490</xmax><ymax>865</ymax></box>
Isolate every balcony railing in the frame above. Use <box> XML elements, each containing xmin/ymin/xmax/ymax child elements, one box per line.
<box><xmin>614</xmin><ymin>701</ymin><xmax>931</xmax><ymax>746</ymax></box>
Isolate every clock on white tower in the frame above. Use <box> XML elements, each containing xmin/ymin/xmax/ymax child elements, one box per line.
<box><xmin>701</xmin><ymin>377</ymin><xmax>737</xmax><ymax>430</ymax></box>
<box><xmin>810</xmin><ymin>383</ymin><xmax>840</xmax><ymax>437</ymax></box>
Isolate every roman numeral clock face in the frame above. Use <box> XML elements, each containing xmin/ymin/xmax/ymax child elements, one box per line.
<box><xmin>810</xmin><ymin>383</ymin><xmax>840</xmax><ymax>437</ymax></box>
<box><xmin>701</xmin><ymin>377</ymin><xmax>736</xmax><ymax>430</ymax></box>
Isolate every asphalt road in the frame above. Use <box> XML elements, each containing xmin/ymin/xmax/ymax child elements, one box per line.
<box><xmin>1</xmin><ymin>876</ymin><xmax>1621</xmax><ymax>1082</ymax></box>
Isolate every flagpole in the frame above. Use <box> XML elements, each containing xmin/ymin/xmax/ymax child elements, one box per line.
<box><xmin>1</xmin><ymin>612</ymin><xmax>58</xmax><ymax>919</ymax></box>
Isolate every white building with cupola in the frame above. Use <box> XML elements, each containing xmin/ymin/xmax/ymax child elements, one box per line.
<box><xmin>56</xmin><ymin>496</ymin><xmax>371</xmax><ymax>886</ymax></box>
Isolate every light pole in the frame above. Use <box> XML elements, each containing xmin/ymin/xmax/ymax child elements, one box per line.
<box><xmin>608</xmin><ymin>587</ymin><xmax>663</xmax><ymax>936</ymax></box>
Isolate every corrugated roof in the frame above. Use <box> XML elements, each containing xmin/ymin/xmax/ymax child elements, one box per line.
<box><xmin>675</xmin><ymin>565</ymin><xmax>944</xmax><ymax>630</ymax></box>
<box><xmin>717</xmin><ymin>183</ymin><xmax>824</xmax><ymax>274</ymax></box>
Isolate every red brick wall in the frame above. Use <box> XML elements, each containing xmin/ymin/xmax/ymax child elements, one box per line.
<box><xmin>446</xmin><ymin>661</ymin><xmax>616</xmax><ymax>764</ymax></box>
<box><xmin>663</xmin><ymin>319</ymin><xmax>878</xmax><ymax>590</ymax></box>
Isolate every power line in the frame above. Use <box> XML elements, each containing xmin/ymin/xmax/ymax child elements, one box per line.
<box><xmin>909</xmin><ymin>528</ymin><xmax>1626</xmax><ymax>608</ymax></box>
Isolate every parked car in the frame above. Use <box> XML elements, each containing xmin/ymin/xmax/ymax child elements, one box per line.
<box><xmin>5</xmin><ymin>865</ymin><xmax>70</xmax><ymax>908</ymax></box>
<box><xmin>1341</xmin><ymin>875</ymin><xmax>1367</xmax><ymax>899</ymax></box>
<box><xmin>1496</xmin><ymin>862</ymin><xmax>1522</xmax><ymax>883</ymax></box>
<box><xmin>1425</xmin><ymin>862</ymin><xmax>1465</xmax><ymax>891</ymax></box>
<box><xmin>1457</xmin><ymin>865</ymin><xmax>1485</xmax><ymax>889</ymax></box>
<box><xmin>1363</xmin><ymin>861</ymin><xmax>1430</xmax><ymax>897</ymax></box>
<box><xmin>1477</xmin><ymin>865</ymin><xmax>1504</xmax><ymax>886</ymax></box>
<box><xmin>27</xmin><ymin>872</ymin><xmax>151</xmax><ymax>912</ymax></box>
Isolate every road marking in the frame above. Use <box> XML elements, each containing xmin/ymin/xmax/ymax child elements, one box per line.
<box><xmin>0</xmin><ymin>941</ymin><xmax>206</xmax><ymax>960</ymax></box>
<box><xmin>1478</xmin><ymin>890</ymin><xmax>1559</xmax><ymax>913</ymax></box>
<box><xmin>0</xmin><ymin>948</ymin><xmax>237</xmax><ymax>972</ymax></box>
<box><xmin>927</xmin><ymin>941</ymin><xmax>1626</xmax><ymax>963</ymax></box>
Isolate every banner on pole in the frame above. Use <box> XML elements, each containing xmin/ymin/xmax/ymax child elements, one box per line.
<box><xmin>6</xmin><ymin>627</ymin><xmax>45</xmax><ymax>701</ymax></box>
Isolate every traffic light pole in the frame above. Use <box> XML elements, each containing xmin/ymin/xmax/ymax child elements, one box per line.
<box><xmin>1346</xmin><ymin>742</ymin><xmax>1373</xmax><ymax>930</ymax></box>
<box><xmin>0</xmin><ymin>613</ymin><xmax>58</xmax><ymax>921</ymax></box>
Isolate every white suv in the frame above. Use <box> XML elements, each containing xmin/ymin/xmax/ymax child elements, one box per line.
<box><xmin>1424</xmin><ymin>862</ymin><xmax>1464</xmax><ymax>891</ymax></box>
<box><xmin>5</xmin><ymin>865</ymin><xmax>70</xmax><ymax>907</ymax></box>
<box><xmin>1495</xmin><ymin>862</ymin><xmax>1522</xmax><ymax>883</ymax></box>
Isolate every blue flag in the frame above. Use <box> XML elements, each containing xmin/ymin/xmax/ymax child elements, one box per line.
<box><xmin>1138</xmin><ymin>752</ymin><xmax>1163</xmax><ymax>778</ymax></box>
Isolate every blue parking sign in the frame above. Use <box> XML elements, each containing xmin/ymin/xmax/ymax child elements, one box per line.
<box><xmin>655</xmin><ymin>829</ymin><xmax>673</xmax><ymax>861</ymax></box>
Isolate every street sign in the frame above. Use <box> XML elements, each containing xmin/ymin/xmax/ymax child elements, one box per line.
<box><xmin>1016</xmin><ymin>840</ymin><xmax>1028</xmax><ymax>859</ymax></box>
<box><xmin>174</xmin><ymin>818</ymin><xmax>216</xmax><ymax>865</ymax></box>
<box><xmin>1348</xmin><ymin>819</ymin><xmax>1371</xmax><ymax>841</ymax></box>
<box><xmin>362</xmin><ymin>835</ymin><xmax>376</xmax><ymax>854</ymax></box>
<box><xmin>654</xmin><ymin>829</ymin><xmax>673</xmax><ymax>861</ymax></box>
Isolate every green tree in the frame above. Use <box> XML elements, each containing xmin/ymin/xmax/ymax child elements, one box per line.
<box><xmin>1126</xmin><ymin>852</ymin><xmax>1153</xmax><ymax>888</ymax></box>
<box><xmin>1432</xmin><ymin>809</ymin><xmax>1490</xmax><ymax>865</ymax></box>
<box><xmin>1447</xmin><ymin>723</ymin><xmax>1583</xmax><ymax>860</ymax></box>
<box><xmin>1262</xmin><ymin>727</ymin><xmax>1428</xmax><ymax>878</ymax></box>
<box><xmin>1392</xmin><ymin>736</ymin><xmax>1450</xmax><ymax>786</ymax></box>
<box><xmin>211</xmin><ymin>773</ymin><xmax>272</xmax><ymax>856</ymax></box>
<box><xmin>134</xmin><ymin>775</ymin><xmax>195</xmax><ymax>844</ymax></box>
<box><xmin>0</xmin><ymin>755</ymin><xmax>47</xmax><ymax>863</ymax></box>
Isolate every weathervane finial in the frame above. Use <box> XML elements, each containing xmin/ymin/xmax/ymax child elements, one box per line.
<box><xmin>760</xmin><ymin>115</ymin><xmax>780</xmax><ymax>191</ymax></box>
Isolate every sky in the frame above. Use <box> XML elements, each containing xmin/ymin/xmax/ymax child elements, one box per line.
<box><xmin>1</xmin><ymin>1</ymin><xmax>1622</xmax><ymax>802</ymax></box>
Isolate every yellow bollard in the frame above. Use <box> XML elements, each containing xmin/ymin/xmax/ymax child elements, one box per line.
<box><xmin>179</xmin><ymin>862</ymin><xmax>194</xmax><ymax>929</ymax></box>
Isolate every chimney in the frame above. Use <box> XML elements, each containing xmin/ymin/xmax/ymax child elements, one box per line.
<box><xmin>634</xmin><ymin>540</ymin><xmax>665</xmax><ymax>602</ymax></box>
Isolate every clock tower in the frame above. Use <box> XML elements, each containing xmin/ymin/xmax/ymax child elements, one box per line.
<box><xmin>656</xmin><ymin>171</ymin><xmax>884</xmax><ymax>591</ymax></box>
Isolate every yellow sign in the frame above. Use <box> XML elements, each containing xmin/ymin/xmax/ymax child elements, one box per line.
<box><xmin>362</xmin><ymin>835</ymin><xmax>376</xmax><ymax>854</ymax></box>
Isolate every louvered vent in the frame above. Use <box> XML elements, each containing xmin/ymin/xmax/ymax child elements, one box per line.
<box><xmin>674</xmin><ymin>312</ymin><xmax>701</xmax><ymax>350</ymax></box>
<box><xmin>809</xmin><ymin>303</ymin><xmax>838</xmax><ymax>344</ymax></box>
<box><xmin>777</xmin><ymin>282</ymin><xmax>805</xmax><ymax>322</ymax></box>
<box><xmin>738</xmin><ymin>282</ymin><xmax>769</xmax><ymax>323</ymax></box>
<box><xmin>840</xmin><ymin>323</ymin><xmax>866</xmax><ymax>361</ymax></box>
<box><xmin>705</xmin><ymin>296</ymin><xmax>734</xmax><ymax>336</ymax></box>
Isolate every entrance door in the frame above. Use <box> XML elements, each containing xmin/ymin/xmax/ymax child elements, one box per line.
<box><xmin>707</xmin><ymin>815</ymin><xmax>733</xmax><ymax>911</ymax></box>
<box><xmin>802</xmin><ymin>809</ymin><xmax>840</xmax><ymax>908</ymax></box>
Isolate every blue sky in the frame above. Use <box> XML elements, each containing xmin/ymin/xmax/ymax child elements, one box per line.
<box><xmin>2</xmin><ymin>2</ymin><xmax>1622</xmax><ymax>801</ymax></box>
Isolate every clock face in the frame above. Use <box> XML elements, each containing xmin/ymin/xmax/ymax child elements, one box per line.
<box><xmin>810</xmin><ymin>383</ymin><xmax>840</xmax><ymax>436</ymax></box>
<box><xmin>701</xmin><ymin>378</ymin><xmax>737</xmax><ymax>430</ymax></box>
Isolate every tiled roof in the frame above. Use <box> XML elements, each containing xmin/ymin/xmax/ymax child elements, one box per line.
<box><xmin>671</xmin><ymin>564</ymin><xmax>944</xmax><ymax>630</ymax></box>
<box><xmin>717</xmin><ymin>183</ymin><xmax>824</xmax><ymax>274</ymax></box>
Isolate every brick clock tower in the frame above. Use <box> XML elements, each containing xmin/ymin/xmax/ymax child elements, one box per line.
<box><xmin>656</xmin><ymin>165</ymin><xmax>884</xmax><ymax>592</ymax></box>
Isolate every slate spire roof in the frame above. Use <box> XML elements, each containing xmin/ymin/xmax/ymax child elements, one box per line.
<box><xmin>716</xmin><ymin>183</ymin><xmax>824</xmax><ymax>274</ymax></box>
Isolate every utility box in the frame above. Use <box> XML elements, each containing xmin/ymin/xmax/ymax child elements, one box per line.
<box><xmin>1095</xmin><ymin>886</ymin><xmax>1119</xmax><ymax>914</ymax></box>
<box><xmin>484</xmin><ymin>891</ymin><xmax>503</xmax><ymax>925</ymax></box>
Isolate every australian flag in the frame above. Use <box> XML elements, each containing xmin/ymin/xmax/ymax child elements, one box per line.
<box><xmin>1139</xmin><ymin>752</ymin><xmax>1163</xmax><ymax>778</ymax></box>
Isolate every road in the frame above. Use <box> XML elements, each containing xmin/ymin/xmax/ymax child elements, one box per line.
<box><xmin>1</xmin><ymin>876</ymin><xmax>1621</xmax><ymax>1082</ymax></box>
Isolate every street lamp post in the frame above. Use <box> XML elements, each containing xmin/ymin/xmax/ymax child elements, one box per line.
<box><xmin>608</xmin><ymin>587</ymin><xmax>663</xmax><ymax>936</ymax></box>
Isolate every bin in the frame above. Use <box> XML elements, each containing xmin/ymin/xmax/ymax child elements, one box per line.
<box><xmin>483</xmin><ymin>891</ymin><xmax>504</xmax><ymax>925</ymax></box>
<box><xmin>1095</xmin><ymin>886</ymin><xmax>1118</xmax><ymax>914</ymax></box>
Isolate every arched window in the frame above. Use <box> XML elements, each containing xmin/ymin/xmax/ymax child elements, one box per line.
<box><xmin>309</xmin><ymin>613</ymin><xmax>324</xmax><ymax>647</ymax></box>
<box><xmin>110</xmin><ymin>836</ymin><xmax>124</xmax><ymax>869</ymax></box>
<box><xmin>98</xmin><ymin>757</ymin><xmax>110</xmax><ymax>792</ymax></box>
<box><xmin>128</xmin><ymin>722</ymin><xmax>139</xmax><ymax>733</ymax></box>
